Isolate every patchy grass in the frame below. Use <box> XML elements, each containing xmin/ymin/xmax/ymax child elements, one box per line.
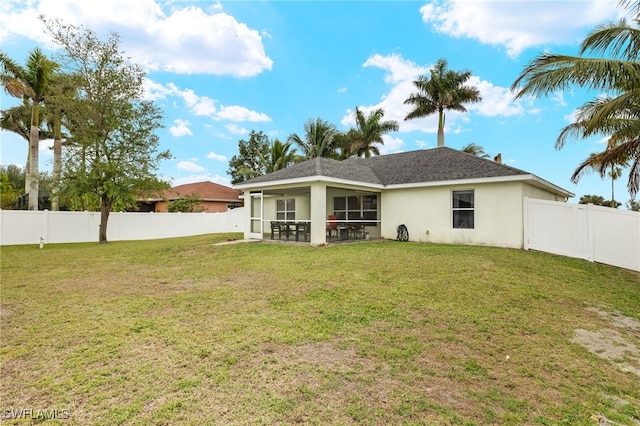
<box><xmin>1</xmin><ymin>234</ymin><xmax>639</xmax><ymax>425</ymax></box>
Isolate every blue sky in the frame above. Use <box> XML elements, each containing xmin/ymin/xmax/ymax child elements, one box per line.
<box><xmin>0</xmin><ymin>0</ymin><xmax>634</xmax><ymax>205</ymax></box>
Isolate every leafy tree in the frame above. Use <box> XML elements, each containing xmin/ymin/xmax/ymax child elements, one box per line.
<box><xmin>46</xmin><ymin>19</ymin><xmax>170</xmax><ymax>243</ymax></box>
<box><xmin>511</xmin><ymin>0</ymin><xmax>640</xmax><ymax>197</ymax></box>
<box><xmin>0</xmin><ymin>173</ymin><xmax>20</xmax><ymax>209</ymax></box>
<box><xmin>228</xmin><ymin>130</ymin><xmax>271</xmax><ymax>184</ymax></box>
<box><xmin>168</xmin><ymin>193</ymin><xmax>204</xmax><ymax>212</ymax></box>
<box><xmin>627</xmin><ymin>198</ymin><xmax>640</xmax><ymax>211</ymax></box>
<box><xmin>404</xmin><ymin>58</ymin><xmax>482</xmax><ymax>148</ymax></box>
<box><xmin>579</xmin><ymin>194</ymin><xmax>622</xmax><ymax>208</ymax></box>
<box><xmin>346</xmin><ymin>107</ymin><xmax>398</xmax><ymax>158</ymax></box>
<box><xmin>461</xmin><ymin>142</ymin><xmax>490</xmax><ymax>158</ymax></box>
<box><xmin>0</xmin><ymin>48</ymin><xmax>59</xmax><ymax>210</ymax></box>
<box><xmin>288</xmin><ymin>117</ymin><xmax>340</xmax><ymax>159</ymax></box>
<box><xmin>0</xmin><ymin>164</ymin><xmax>26</xmax><ymax>193</ymax></box>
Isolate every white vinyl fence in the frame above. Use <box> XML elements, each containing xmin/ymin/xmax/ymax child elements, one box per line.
<box><xmin>524</xmin><ymin>198</ymin><xmax>640</xmax><ymax>272</ymax></box>
<box><xmin>0</xmin><ymin>208</ymin><xmax>245</xmax><ymax>246</ymax></box>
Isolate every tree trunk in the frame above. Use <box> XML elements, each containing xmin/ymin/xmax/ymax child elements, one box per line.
<box><xmin>51</xmin><ymin>120</ymin><xmax>62</xmax><ymax>211</ymax></box>
<box><xmin>24</xmin><ymin>146</ymin><xmax>31</xmax><ymax>196</ymax></box>
<box><xmin>99</xmin><ymin>195</ymin><xmax>112</xmax><ymax>244</ymax></box>
<box><xmin>611</xmin><ymin>165</ymin><xmax>615</xmax><ymax>207</ymax></box>
<box><xmin>437</xmin><ymin>110</ymin><xmax>445</xmax><ymax>147</ymax></box>
<box><xmin>28</xmin><ymin>124</ymin><xmax>39</xmax><ymax>210</ymax></box>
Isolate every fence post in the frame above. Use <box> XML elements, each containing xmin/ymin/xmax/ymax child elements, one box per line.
<box><xmin>587</xmin><ymin>203</ymin><xmax>595</xmax><ymax>262</ymax></box>
<box><xmin>42</xmin><ymin>209</ymin><xmax>49</xmax><ymax>245</ymax></box>
<box><xmin>523</xmin><ymin>197</ymin><xmax>529</xmax><ymax>250</ymax></box>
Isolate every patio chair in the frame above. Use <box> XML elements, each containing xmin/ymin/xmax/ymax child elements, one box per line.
<box><xmin>349</xmin><ymin>223</ymin><xmax>362</xmax><ymax>239</ymax></box>
<box><xmin>270</xmin><ymin>221</ymin><xmax>283</xmax><ymax>240</ymax></box>
<box><xmin>295</xmin><ymin>222</ymin><xmax>310</xmax><ymax>242</ymax></box>
<box><xmin>326</xmin><ymin>215</ymin><xmax>338</xmax><ymax>239</ymax></box>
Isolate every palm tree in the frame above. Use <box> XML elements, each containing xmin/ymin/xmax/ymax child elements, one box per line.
<box><xmin>511</xmin><ymin>0</ymin><xmax>640</xmax><ymax>197</ymax></box>
<box><xmin>404</xmin><ymin>58</ymin><xmax>482</xmax><ymax>148</ymax></box>
<box><xmin>267</xmin><ymin>139</ymin><xmax>299</xmax><ymax>173</ymax></box>
<box><xmin>288</xmin><ymin>117</ymin><xmax>340</xmax><ymax>159</ymax></box>
<box><xmin>44</xmin><ymin>72</ymin><xmax>76</xmax><ymax>210</ymax></box>
<box><xmin>572</xmin><ymin>138</ymin><xmax>629</xmax><ymax>207</ymax></box>
<box><xmin>0</xmin><ymin>102</ymin><xmax>51</xmax><ymax>196</ymax></box>
<box><xmin>0</xmin><ymin>48</ymin><xmax>59</xmax><ymax>210</ymax></box>
<box><xmin>461</xmin><ymin>142</ymin><xmax>490</xmax><ymax>158</ymax></box>
<box><xmin>346</xmin><ymin>107</ymin><xmax>399</xmax><ymax>158</ymax></box>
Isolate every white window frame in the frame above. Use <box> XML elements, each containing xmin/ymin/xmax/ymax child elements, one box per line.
<box><xmin>276</xmin><ymin>198</ymin><xmax>296</xmax><ymax>222</ymax></box>
<box><xmin>452</xmin><ymin>190</ymin><xmax>474</xmax><ymax>229</ymax></box>
<box><xmin>333</xmin><ymin>195</ymin><xmax>378</xmax><ymax>225</ymax></box>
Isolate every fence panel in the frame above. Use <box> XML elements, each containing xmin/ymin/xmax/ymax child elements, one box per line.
<box><xmin>0</xmin><ymin>208</ymin><xmax>245</xmax><ymax>246</ymax></box>
<box><xmin>591</xmin><ymin>205</ymin><xmax>640</xmax><ymax>271</ymax></box>
<box><xmin>524</xmin><ymin>198</ymin><xmax>640</xmax><ymax>272</ymax></box>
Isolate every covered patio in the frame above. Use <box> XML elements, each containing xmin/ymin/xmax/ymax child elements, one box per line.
<box><xmin>238</xmin><ymin>182</ymin><xmax>381</xmax><ymax>245</ymax></box>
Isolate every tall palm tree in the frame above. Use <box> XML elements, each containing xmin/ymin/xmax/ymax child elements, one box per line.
<box><xmin>0</xmin><ymin>48</ymin><xmax>59</xmax><ymax>210</ymax></box>
<box><xmin>404</xmin><ymin>58</ymin><xmax>482</xmax><ymax>148</ymax></box>
<box><xmin>267</xmin><ymin>139</ymin><xmax>299</xmax><ymax>173</ymax></box>
<box><xmin>0</xmin><ymin>102</ymin><xmax>50</xmax><ymax>196</ymax></box>
<box><xmin>288</xmin><ymin>117</ymin><xmax>339</xmax><ymax>159</ymax></box>
<box><xmin>511</xmin><ymin>0</ymin><xmax>640</xmax><ymax>197</ymax></box>
<box><xmin>44</xmin><ymin>72</ymin><xmax>77</xmax><ymax>210</ymax></box>
<box><xmin>461</xmin><ymin>142</ymin><xmax>490</xmax><ymax>158</ymax></box>
<box><xmin>347</xmin><ymin>107</ymin><xmax>399</xmax><ymax>158</ymax></box>
<box><xmin>1</xmin><ymin>103</ymin><xmax>31</xmax><ymax>194</ymax></box>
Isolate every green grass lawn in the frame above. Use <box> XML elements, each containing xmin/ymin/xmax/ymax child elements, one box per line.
<box><xmin>1</xmin><ymin>234</ymin><xmax>639</xmax><ymax>425</ymax></box>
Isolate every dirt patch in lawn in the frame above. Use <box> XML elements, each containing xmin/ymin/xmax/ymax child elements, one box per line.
<box><xmin>571</xmin><ymin>307</ymin><xmax>640</xmax><ymax>377</ymax></box>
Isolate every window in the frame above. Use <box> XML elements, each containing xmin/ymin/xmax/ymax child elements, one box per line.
<box><xmin>333</xmin><ymin>195</ymin><xmax>377</xmax><ymax>225</ymax></box>
<box><xmin>276</xmin><ymin>199</ymin><xmax>295</xmax><ymax>222</ymax></box>
<box><xmin>452</xmin><ymin>190</ymin><xmax>474</xmax><ymax>229</ymax></box>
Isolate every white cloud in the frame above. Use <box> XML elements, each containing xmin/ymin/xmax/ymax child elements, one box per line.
<box><xmin>551</xmin><ymin>91</ymin><xmax>567</xmax><ymax>107</ymax></box>
<box><xmin>337</xmin><ymin>87</ymin><xmax>347</xmax><ymax>94</ymax></box>
<box><xmin>177</xmin><ymin>87</ymin><xmax>218</xmax><ymax>117</ymax></box>
<box><xmin>468</xmin><ymin>77</ymin><xmax>524</xmax><ymax>117</ymax></box>
<box><xmin>363</xmin><ymin>53</ymin><xmax>428</xmax><ymax>84</ymax></box>
<box><xmin>215</xmin><ymin>105</ymin><xmax>271</xmax><ymax>122</ymax></box>
<box><xmin>225</xmin><ymin>124</ymin><xmax>248</xmax><ymax>135</ymax></box>
<box><xmin>379</xmin><ymin>135</ymin><xmax>405</xmax><ymax>155</ymax></box>
<box><xmin>169</xmin><ymin>119</ymin><xmax>193</xmax><ymax>137</ymax></box>
<box><xmin>0</xmin><ymin>0</ymin><xmax>273</xmax><ymax>76</ymax></box>
<box><xmin>144</xmin><ymin>80</ymin><xmax>271</xmax><ymax>123</ymax></box>
<box><xmin>176</xmin><ymin>160</ymin><xmax>205</xmax><ymax>173</ymax></box>
<box><xmin>415</xmin><ymin>139</ymin><xmax>431</xmax><ymax>149</ymax></box>
<box><xmin>344</xmin><ymin>53</ymin><xmax>525</xmax><ymax>136</ymax></box>
<box><xmin>420</xmin><ymin>0</ymin><xmax>620</xmax><ymax>57</ymax></box>
<box><xmin>206</xmin><ymin>151</ymin><xmax>227</xmax><ymax>161</ymax></box>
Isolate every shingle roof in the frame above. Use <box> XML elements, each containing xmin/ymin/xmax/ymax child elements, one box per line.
<box><xmin>161</xmin><ymin>181</ymin><xmax>242</xmax><ymax>201</ymax></box>
<box><xmin>239</xmin><ymin>147</ymin><xmax>535</xmax><ymax>187</ymax></box>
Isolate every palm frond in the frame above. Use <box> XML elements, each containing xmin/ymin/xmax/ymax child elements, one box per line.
<box><xmin>581</xmin><ymin>19</ymin><xmax>640</xmax><ymax>60</ymax></box>
<box><xmin>512</xmin><ymin>55</ymin><xmax>640</xmax><ymax>98</ymax></box>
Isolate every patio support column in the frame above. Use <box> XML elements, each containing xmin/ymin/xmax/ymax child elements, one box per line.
<box><xmin>310</xmin><ymin>182</ymin><xmax>327</xmax><ymax>245</ymax></box>
<box><xmin>243</xmin><ymin>190</ymin><xmax>251</xmax><ymax>240</ymax></box>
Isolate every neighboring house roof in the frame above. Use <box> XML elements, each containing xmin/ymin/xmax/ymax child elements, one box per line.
<box><xmin>234</xmin><ymin>147</ymin><xmax>574</xmax><ymax>198</ymax></box>
<box><xmin>147</xmin><ymin>181</ymin><xmax>242</xmax><ymax>202</ymax></box>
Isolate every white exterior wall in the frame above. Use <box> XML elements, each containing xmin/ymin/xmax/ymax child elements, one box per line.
<box><xmin>380</xmin><ymin>182</ymin><xmax>554</xmax><ymax>249</ymax></box>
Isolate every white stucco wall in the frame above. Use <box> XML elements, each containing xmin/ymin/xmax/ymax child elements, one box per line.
<box><xmin>380</xmin><ymin>182</ymin><xmax>559</xmax><ymax>249</ymax></box>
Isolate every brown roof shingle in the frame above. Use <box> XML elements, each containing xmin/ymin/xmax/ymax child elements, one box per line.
<box><xmin>161</xmin><ymin>181</ymin><xmax>242</xmax><ymax>201</ymax></box>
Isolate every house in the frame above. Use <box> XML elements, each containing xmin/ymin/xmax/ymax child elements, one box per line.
<box><xmin>233</xmin><ymin>147</ymin><xmax>574</xmax><ymax>248</ymax></box>
<box><xmin>138</xmin><ymin>181</ymin><xmax>243</xmax><ymax>213</ymax></box>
